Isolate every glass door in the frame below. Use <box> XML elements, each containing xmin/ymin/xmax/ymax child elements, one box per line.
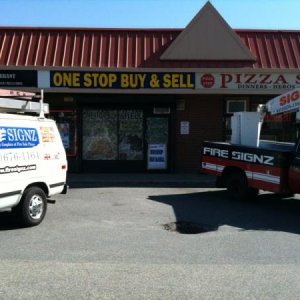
<box><xmin>118</xmin><ymin>110</ymin><xmax>143</xmax><ymax>160</ymax></box>
<box><xmin>146</xmin><ymin>117</ymin><xmax>169</xmax><ymax>170</ymax></box>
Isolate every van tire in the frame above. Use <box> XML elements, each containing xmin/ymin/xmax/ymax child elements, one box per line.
<box><xmin>18</xmin><ymin>187</ymin><xmax>47</xmax><ymax>227</ymax></box>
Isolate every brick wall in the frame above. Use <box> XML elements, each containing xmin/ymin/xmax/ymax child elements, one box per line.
<box><xmin>175</xmin><ymin>95</ymin><xmax>223</xmax><ymax>172</ymax></box>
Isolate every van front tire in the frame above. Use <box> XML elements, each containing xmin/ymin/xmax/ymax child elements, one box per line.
<box><xmin>17</xmin><ymin>187</ymin><xmax>47</xmax><ymax>227</ymax></box>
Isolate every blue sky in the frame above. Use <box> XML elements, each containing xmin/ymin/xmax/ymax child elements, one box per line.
<box><xmin>0</xmin><ymin>0</ymin><xmax>299</xmax><ymax>30</ymax></box>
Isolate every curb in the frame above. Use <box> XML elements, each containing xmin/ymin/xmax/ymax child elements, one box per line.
<box><xmin>66</xmin><ymin>174</ymin><xmax>216</xmax><ymax>188</ymax></box>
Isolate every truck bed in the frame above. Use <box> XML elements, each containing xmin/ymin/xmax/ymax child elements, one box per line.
<box><xmin>201</xmin><ymin>140</ymin><xmax>295</xmax><ymax>193</ymax></box>
<box><xmin>202</xmin><ymin>141</ymin><xmax>294</xmax><ymax>165</ymax></box>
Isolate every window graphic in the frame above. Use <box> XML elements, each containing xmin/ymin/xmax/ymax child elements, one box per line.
<box><xmin>82</xmin><ymin>109</ymin><xmax>144</xmax><ymax>161</ymax></box>
<box><xmin>50</xmin><ymin>110</ymin><xmax>77</xmax><ymax>156</ymax></box>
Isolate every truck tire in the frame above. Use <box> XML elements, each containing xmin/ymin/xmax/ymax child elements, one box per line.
<box><xmin>17</xmin><ymin>187</ymin><xmax>47</xmax><ymax>227</ymax></box>
<box><xmin>226</xmin><ymin>172</ymin><xmax>253</xmax><ymax>201</ymax></box>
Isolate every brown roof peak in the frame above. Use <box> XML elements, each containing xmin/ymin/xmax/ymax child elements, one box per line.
<box><xmin>161</xmin><ymin>1</ymin><xmax>256</xmax><ymax>61</ymax></box>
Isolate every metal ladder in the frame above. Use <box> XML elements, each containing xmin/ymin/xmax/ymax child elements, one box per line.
<box><xmin>0</xmin><ymin>89</ymin><xmax>48</xmax><ymax>117</ymax></box>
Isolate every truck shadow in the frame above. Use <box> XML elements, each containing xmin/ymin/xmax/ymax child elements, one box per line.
<box><xmin>148</xmin><ymin>190</ymin><xmax>300</xmax><ymax>235</ymax></box>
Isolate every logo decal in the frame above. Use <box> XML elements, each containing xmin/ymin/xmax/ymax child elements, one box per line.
<box><xmin>0</xmin><ymin>128</ymin><xmax>6</xmax><ymax>142</ymax></box>
<box><xmin>0</xmin><ymin>127</ymin><xmax>39</xmax><ymax>149</ymax></box>
<box><xmin>200</xmin><ymin>74</ymin><xmax>215</xmax><ymax>88</ymax></box>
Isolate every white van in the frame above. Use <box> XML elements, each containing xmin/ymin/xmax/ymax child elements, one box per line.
<box><xmin>0</xmin><ymin>90</ymin><xmax>67</xmax><ymax>226</ymax></box>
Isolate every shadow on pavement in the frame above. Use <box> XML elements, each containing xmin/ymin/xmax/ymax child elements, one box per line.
<box><xmin>66</xmin><ymin>173</ymin><xmax>215</xmax><ymax>189</ymax></box>
<box><xmin>148</xmin><ymin>190</ymin><xmax>300</xmax><ymax>235</ymax></box>
<box><xmin>0</xmin><ymin>211</ymin><xmax>26</xmax><ymax>231</ymax></box>
<box><xmin>68</xmin><ymin>181</ymin><xmax>215</xmax><ymax>189</ymax></box>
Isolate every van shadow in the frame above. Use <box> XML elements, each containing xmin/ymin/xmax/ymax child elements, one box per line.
<box><xmin>0</xmin><ymin>212</ymin><xmax>26</xmax><ymax>230</ymax></box>
<box><xmin>148</xmin><ymin>190</ymin><xmax>300</xmax><ymax>235</ymax></box>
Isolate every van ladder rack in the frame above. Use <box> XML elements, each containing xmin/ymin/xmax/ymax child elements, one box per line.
<box><xmin>0</xmin><ymin>89</ymin><xmax>48</xmax><ymax>117</ymax></box>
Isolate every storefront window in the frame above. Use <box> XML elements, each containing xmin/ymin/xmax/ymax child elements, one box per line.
<box><xmin>147</xmin><ymin>117</ymin><xmax>168</xmax><ymax>144</ymax></box>
<box><xmin>50</xmin><ymin>110</ymin><xmax>77</xmax><ymax>156</ymax></box>
<box><xmin>119</xmin><ymin>110</ymin><xmax>143</xmax><ymax>160</ymax></box>
<box><xmin>82</xmin><ymin>109</ymin><xmax>118</xmax><ymax>160</ymax></box>
<box><xmin>82</xmin><ymin>109</ymin><xmax>144</xmax><ymax>161</ymax></box>
<box><xmin>226</xmin><ymin>100</ymin><xmax>246</xmax><ymax>113</ymax></box>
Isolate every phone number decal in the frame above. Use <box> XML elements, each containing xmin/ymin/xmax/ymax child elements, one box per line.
<box><xmin>0</xmin><ymin>151</ymin><xmax>40</xmax><ymax>162</ymax></box>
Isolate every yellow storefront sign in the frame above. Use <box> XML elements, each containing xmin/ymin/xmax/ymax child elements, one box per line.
<box><xmin>50</xmin><ymin>71</ymin><xmax>195</xmax><ymax>89</ymax></box>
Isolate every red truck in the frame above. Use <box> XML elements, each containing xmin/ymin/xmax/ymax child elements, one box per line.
<box><xmin>201</xmin><ymin>88</ymin><xmax>300</xmax><ymax>200</ymax></box>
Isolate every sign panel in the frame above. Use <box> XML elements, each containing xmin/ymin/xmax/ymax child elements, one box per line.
<box><xmin>266</xmin><ymin>88</ymin><xmax>300</xmax><ymax>115</ymax></box>
<box><xmin>196</xmin><ymin>72</ymin><xmax>300</xmax><ymax>90</ymax></box>
<box><xmin>37</xmin><ymin>70</ymin><xmax>300</xmax><ymax>93</ymax></box>
<box><xmin>147</xmin><ymin>144</ymin><xmax>167</xmax><ymax>170</ymax></box>
<box><xmin>0</xmin><ymin>127</ymin><xmax>39</xmax><ymax>149</ymax></box>
<box><xmin>180</xmin><ymin>121</ymin><xmax>189</xmax><ymax>135</ymax></box>
<box><xmin>0</xmin><ymin>70</ymin><xmax>37</xmax><ymax>87</ymax></box>
<box><xmin>50</xmin><ymin>71</ymin><xmax>195</xmax><ymax>89</ymax></box>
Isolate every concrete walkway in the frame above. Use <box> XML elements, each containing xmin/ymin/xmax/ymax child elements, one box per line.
<box><xmin>67</xmin><ymin>172</ymin><xmax>216</xmax><ymax>188</ymax></box>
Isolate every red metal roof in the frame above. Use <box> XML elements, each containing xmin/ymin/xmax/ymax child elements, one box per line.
<box><xmin>0</xmin><ymin>27</ymin><xmax>299</xmax><ymax>69</ymax></box>
<box><xmin>237</xmin><ymin>30</ymin><xmax>300</xmax><ymax>69</ymax></box>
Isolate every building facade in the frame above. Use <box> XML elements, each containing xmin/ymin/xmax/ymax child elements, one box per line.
<box><xmin>0</xmin><ymin>2</ymin><xmax>299</xmax><ymax>173</ymax></box>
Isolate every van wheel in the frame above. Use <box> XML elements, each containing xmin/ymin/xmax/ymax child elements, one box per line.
<box><xmin>18</xmin><ymin>187</ymin><xmax>47</xmax><ymax>226</ymax></box>
<box><xmin>226</xmin><ymin>172</ymin><xmax>252</xmax><ymax>201</ymax></box>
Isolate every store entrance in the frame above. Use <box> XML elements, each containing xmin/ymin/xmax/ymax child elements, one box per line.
<box><xmin>80</xmin><ymin>107</ymin><xmax>171</xmax><ymax>172</ymax></box>
<box><xmin>146</xmin><ymin>116</ymin><xmax>169</xmax><ymax>171</ymax></box>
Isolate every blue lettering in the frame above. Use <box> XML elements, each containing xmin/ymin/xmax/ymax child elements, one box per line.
<box><xmin>0</xmin><ymin>127</ymin><xmax>39</xmax><ymax>149</ymax></box>
<box><xmin>7</xmin><ymin>129</ymin><xmax>14</xmax><ymax>141</ymax></box>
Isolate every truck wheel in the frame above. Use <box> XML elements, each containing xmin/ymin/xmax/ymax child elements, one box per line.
<box><xmin>17</xmin><ymin>187</ymin><xmax>47</xmax><ymax>227</ymax></box>
<box><xmin>226</xmin><ymin>172</ymin><xmax>251</xmax><ymax>201</ymax></box>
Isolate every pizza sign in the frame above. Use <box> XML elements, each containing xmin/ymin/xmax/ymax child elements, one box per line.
<box><xmin>196</xmin><ymin>72</ymin><xmax>300</xmax><ymax>90</ymax></box>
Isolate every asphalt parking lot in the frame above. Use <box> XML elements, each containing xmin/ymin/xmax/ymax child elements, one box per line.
<box><xmin>1</xmin><ymin>175</ymin><xmax>300</xmax><ymax>299</ymax></box>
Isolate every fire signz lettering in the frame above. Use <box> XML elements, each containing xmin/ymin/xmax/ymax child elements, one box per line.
<box><xmin>203</xmin><ymin>147</ymin><xmax>275</xmax><ymax>166</ymax></box>
<box><xmin>231</xmin><ymin>151</ymin><xmax>274</xmax><ymax>166</ymax></box>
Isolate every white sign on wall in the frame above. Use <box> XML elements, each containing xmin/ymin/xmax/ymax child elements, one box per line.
<box><xmin>180</xmin><ymin>121</ymin><xmax>189</xmax><ymax>135</ymax></box>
